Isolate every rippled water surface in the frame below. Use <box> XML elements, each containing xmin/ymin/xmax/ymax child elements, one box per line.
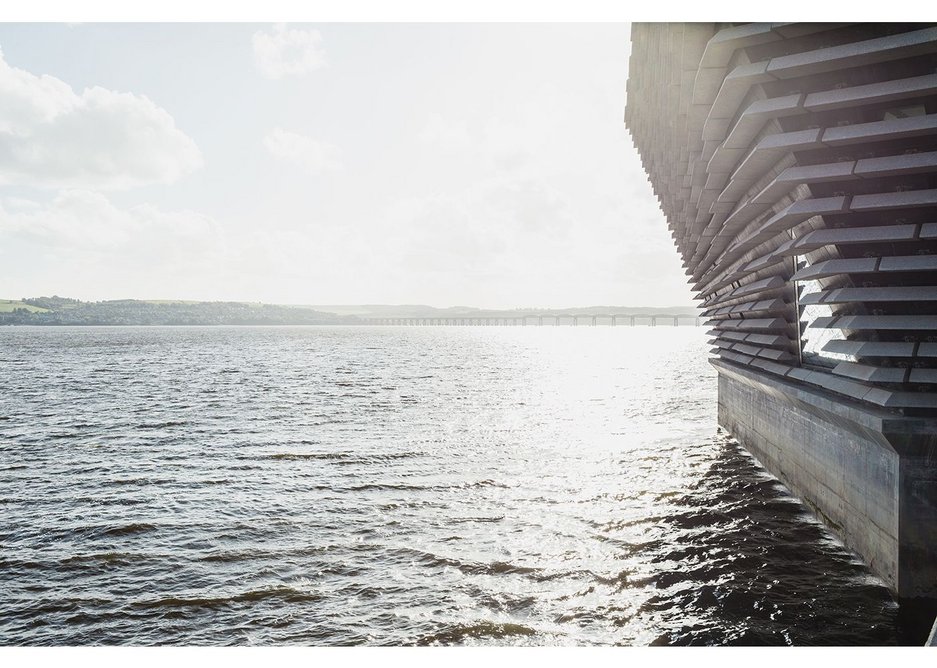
<box><xmin>0</xmin><ymin>326</ymin><xmax>914</xmax><ymax>645</ymax></box>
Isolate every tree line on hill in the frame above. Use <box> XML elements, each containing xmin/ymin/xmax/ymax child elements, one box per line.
<box><xmin>0</xmin><ymin>297</ymin><xmax>351</xmax><ymax>326</ymax></box>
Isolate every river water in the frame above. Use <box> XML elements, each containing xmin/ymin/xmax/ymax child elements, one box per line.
<box><xmin>0</xmin><ymin>326</ymin><xmax>918</xmax><ymax>645</ymax></box>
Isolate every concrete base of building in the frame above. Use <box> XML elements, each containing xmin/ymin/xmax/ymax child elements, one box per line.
<box><xmin>713</xmin><ymin>359</ymin><xmax>937</xmax><ymax>601</ymax></box>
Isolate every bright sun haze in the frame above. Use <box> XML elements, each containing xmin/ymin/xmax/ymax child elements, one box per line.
<box><xmin>0</xmin><ymin>23</ymin><xmax>693</xmax><ymax>309</ymax></box>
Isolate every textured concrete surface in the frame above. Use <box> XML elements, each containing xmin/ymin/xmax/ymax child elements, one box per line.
<box><xmin>715</xmin><ymin>361</ymin><xmax>937</xmax><ymax>600</ymax></box>
<box><xmin>625</xmin><ymin>21</ymin><xmax>937</xmax><ymax>603</ymax></box>
<box><xmin>626</xmin><ymin>23</ymin><xmax>937</xmax><ymax>413</ymax></box>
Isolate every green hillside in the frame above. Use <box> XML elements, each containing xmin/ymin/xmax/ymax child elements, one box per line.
<box><xmin>0</xmin><ymin>299</ymin><xmax>50</xmax><ymax>313</ymax></box>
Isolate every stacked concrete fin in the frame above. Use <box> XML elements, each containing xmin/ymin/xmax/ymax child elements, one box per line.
<box><xmin>627</xmin><ymin>23</ymin><xmax>937</xmax><ymax>415</ymax></box>
<box><xmin>627</xmin><ymin>23</ymin><xmax>937</xmax><ymax>600</ymax></box>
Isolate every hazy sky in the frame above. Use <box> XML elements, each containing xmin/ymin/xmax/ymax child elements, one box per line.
<box><xmin>0</xmin><ymin>22</ymin><xmax>694</xmax><ymax>308</ymax></box>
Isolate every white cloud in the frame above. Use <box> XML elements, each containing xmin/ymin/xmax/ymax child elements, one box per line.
<box><xmin>367</xmin><ymin>141</ymin><xmax>692</xmax><ymax>307</ymax></box>
<box><xmin>0</xmin><ymin>190</ymin><xmax>220</xmax><ymax>254</ymax></box>
<box><xmin>252</xmin><ymin>24</ymin><xmax>326</xmax><ymax>80</ymax></box>
<box><xmin>0</xmin><ymin>190</ymin><xmax>231</xmax><ymax>300</ymax></box>
<box><xmin>263</xmin><ymin>128</ymin><xmax>342</xmax><ymax>173</ymax></box>
<box><xmin>416</xmin><ymin>87</ymin><xmax>567</xmax><ymax>177</ymax></box>
<box><xmin>0</xmin><ymin>48</ymin><xmax>202</xmax><ymax>191</ymax></box>
<box><xmin>372</xmin><ymin>177</ymin><xmax>580</xmax><ymax>301</ymax></box>
<box><xmin>418</xmin><ymin>114</ymin><xmax>473</xmax><ymax>153</ymax></box>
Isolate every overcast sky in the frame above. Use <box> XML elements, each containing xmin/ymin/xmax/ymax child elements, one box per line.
<box><xmin>0</xmin><ymin>22</ymin><xmax>695</xmax><ymax>308</ymax></box>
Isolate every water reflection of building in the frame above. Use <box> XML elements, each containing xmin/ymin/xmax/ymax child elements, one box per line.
<box><xmin>626</xmin><ymin>23</ymin><xmax>937</xmax><ymax>600</ymax></box>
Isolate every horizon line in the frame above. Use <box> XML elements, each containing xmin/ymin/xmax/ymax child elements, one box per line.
<box><xmin>6</xmin><ymin>295</ymin><xmax>701</xmax><ymax>311</ymax></box>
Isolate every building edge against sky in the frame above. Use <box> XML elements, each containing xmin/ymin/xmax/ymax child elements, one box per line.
<box><xmin>625</xmin><ymin>23</ymin><xmax>937</xmax><ymax>600</ymax></box>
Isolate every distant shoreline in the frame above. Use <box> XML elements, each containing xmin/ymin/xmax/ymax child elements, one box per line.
<box><xmin>1</xmin><ymin>296</ymin><xmax>700</xmax><ymax>327</ymax></box>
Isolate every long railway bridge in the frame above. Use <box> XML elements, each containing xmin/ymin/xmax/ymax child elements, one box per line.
<box><xmin>363</xmin><ymin>313</ymin><xmax>701</xmax><ymax>326</ymax></box>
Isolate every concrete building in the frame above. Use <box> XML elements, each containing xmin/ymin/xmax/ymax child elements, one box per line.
<box><xmin>625</xmin><ymin>23</ymin><xmax>937</xmax><ymax>600</ymax></box>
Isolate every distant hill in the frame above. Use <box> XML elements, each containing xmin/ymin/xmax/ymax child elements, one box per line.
<box><xmin>0</xmin><ymin>297</ymin><xmax>700</xmax><ymax>326</ymax></box>
<box><xmin>0</xmin><ymin>297</ymin><xmax>347</xmax><ymax>326</ymax></box>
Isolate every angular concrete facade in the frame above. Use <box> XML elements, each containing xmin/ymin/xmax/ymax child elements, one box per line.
<box><xmin>625</xmin><ymin>23</ymin><xmax>937</xmax><ymax>599</ymax></box>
